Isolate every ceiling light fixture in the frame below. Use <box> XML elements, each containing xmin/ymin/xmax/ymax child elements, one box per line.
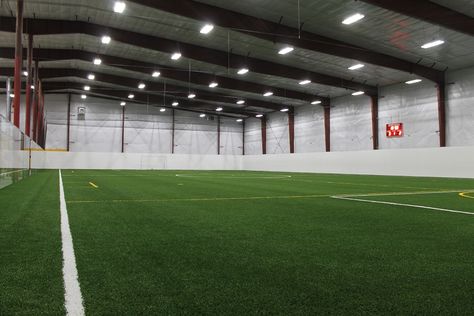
<box><xmin>342</xmin><ymin>13</ymin><xmax>365</xmax><ymax>25</ymax></box>
<box><xmin>236</xmin><ymin>119</ymin><xmax>243</xmax><ymax>122</ymax></box>
<box><xmin>188</xmin><ymin>93</ymin><xmax>196</xmax><ymax>99</ymax></box>
<box><xmin>352</xmin><ymin>91</ymin><xmax>365</xmax><ymax>96</ymax></box>
<box><xmin>120</xmin><ymin>102</ymin><xmax>126</xmax><ymax>106</ymax></box>
<box><xmin>236</xmin><ymin>100</ymin><xmax>245</xmax><ymax>105</ymax></box>
<box><xmin>138</xmin><ymin>83</ymin><xmax>146</xmax><ymax>89</ymax></box>
<box><xmin>348</xmin><ymin>64</ymin><xmax>364</xmax><ymax>70</ymax></box>
<box><xmin>311</xmin><ymin>100</ymin><xmax>322</xmax><ymax>105</ymax></box>
<box><xmin>299</xmin><ymin>79</ymin><xmax>311</xmax><ymax>85</ymax></box>
<box><xmin>263</xmin><ymin>91</ymin><xmax>273</xmax><ymax>97</ymax></box>
<box><xmin>278</xmin><ymin>46</ymin><xmax>294</xmax><ymax>55</ymax></box>
<box><xmin>87</xmin><ymin>74</ymin><xmax>95</xmax><ymax>80</ymax></box>
<box><xmin>160</xmin><ymin>108</ymin><xmax>166</xmax><ymax>112</ymax></box>
<box><xmin>200</xmin><ymin>24</ymin><xmax>214</xmax><ymax>34</ymax></box>
<box><xmin>101</xmin><ymin>36</ymin><xmax>111</xmax><ymax>44</ymax></box>
<box><xmin>200</xmin><ymin>114</ymin><xmax>206</xmax><ymax>118</ymax></box>
<box><xmin>237</xmin><ymin>68</ymin><xmax>249</xmax><ymax>75</ymax></box>
<box><xmin>171</xmin><ymin>52</ymin><xmax>182</xmax><ymax>60</ymax></box>
<box><xmin>93</xmin><ymin>58</ymin><xmax>102</xmax><ymax>65</ymax></box>
<box><xmin>9</xmin><ymin>93</ymin><xmax>14</xmax><ymax>98</ymax></box>
<box><xmin>81</xmin><ymin>94</ymin><xmax>87</xmax><ymax>99</ymax></box>
<box><xmin>84</xmin><ymin>85</ymin><xmax>90</xmax><ymax>91</ymax></box>
<box><xmin>172</xmin><ymin>101</ymin><xmax>179</xmax><ymax>106</ymax></box>
<box><xmin>128</xmin><ymin>94</ymin><xmax>135</xmax><ymax>99</ymax></box>
<box><xmin>22</xmin><ymin>71</ymin><xmax>28</xmax><ymax>76</ymax></box>
<box><xmin>280</xmin><ymin>108</ymin><xmax>289</xmax><ymax>112</ymax></box>
<box><xmin>216</xmin><ymin>107</ymin><xmax>223</xmax><ymax>112</ymax></box>
<box><xmin>421</xmin><ymin>40</ymin><xmax>445</xmax><ymax>49</ymax></box>
<box><xmin>152</xmin><ymin>71</ymin><xmax>161</xmax><ymax>77</ymax></box>
<box><xmin>209</xmin><ymin>82</ymin><xmax>218</xmax><ymax>88</ymax></box>
<box><xmin>405</xmin><ymin>79</ymin><xmax>422</xmax><ymax>85</ymax></box>
<box><xmin>256</xmin><ymin>114</ymin><xmax>263</xmax><ymax>118</ymax></box>
<box><xmin>113</xmin><ymin>1</ymin><xmax>126</xmax><ymax>13</ymax></box>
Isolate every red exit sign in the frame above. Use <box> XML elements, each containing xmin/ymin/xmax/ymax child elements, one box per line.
<box><xmin>386</xmin><ymin>123</ymin><xmax>404</xmax><ymax>137</ymax></box>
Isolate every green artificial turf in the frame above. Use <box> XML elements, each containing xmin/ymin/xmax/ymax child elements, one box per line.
<box><xmin>0</xmin><ymin>170</ymin><xmax>64</xmax><ymax>315</ymax></box>
<box><xmin>1</xmin><ymin>170</ymin><xmax>474</xmax><ymax>315</ymax></box>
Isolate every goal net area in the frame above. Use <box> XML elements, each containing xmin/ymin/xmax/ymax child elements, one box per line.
<box><xmin>0</xmin><ymin>114</ymin><xmax>42</xmax><ymax>189</ymax></box>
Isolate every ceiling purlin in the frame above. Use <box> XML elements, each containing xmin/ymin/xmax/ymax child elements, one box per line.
<box><xmin>0</xmin><ymin>16</ymin><xmax>378</xmax><ymax>95</ymax></box>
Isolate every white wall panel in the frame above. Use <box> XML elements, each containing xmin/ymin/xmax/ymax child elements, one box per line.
<box><xmin>244</xmin><ymin>118</ymin><xmax>262</xmax><ymax>155</ymax></box>
<box><xmin>124</xmin><ymin>105</ymin><xmax>172</xmax><ymax>153</ymax></box>
<box><xmin>331</xmin><ymin>95</ymin><xmax>372</xmax><ymax>152</ymax></box>
<box><xmin>220</xmin><ymin>118</ymin><xmax>243</xmax><ymax>155</ymax></box>
<box><xmin>174</xmin><ymin>110</ymin><xmax>218</xmax><ymax>155</ymax></box>
<box><xmin>378</xmin><ymin>81</ymin><xmax>439</xmax><ymax>149</ymax></box>
<box><xmin>266</xmin><ymin>111</ymin><xmax>289</xmax><ymax>154</ymax></box>
<box><xmin>45</xmin><ymin>94</ymin><xmax>68</xmax><ymax>150</ymax></box>
<box><xmin>68</xmin><ymin>95</ymin><xmax>122</xmax><ymax>153</ymax></box>
<box><xmin>294</xmin><ymin>104</ymin><xmax>325</xmax><ymax>153</ymax></box>
<box><xmin>447</xmin><ymin>66</ymin><xmax>474</xmax><ymax>147</ymax></box>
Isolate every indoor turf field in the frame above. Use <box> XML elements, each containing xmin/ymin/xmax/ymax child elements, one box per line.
<box><xmin>1</xmin><ymin>169</ymin><xmax>474</xmax><ymax>315</ymax></box>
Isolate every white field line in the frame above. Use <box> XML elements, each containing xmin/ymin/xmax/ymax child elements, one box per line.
<box><xmin>59</xmin><ymin>170</ymin><xmax>85</xmax><ymax>316</ymax></box>
<box><xmin>331</xmin><ymin>190</ymin><xmax>474</xmax><ymax>216</ymax></box>
<box><xmin>0</xmin><ymin>169</ymin><xmax>24</xmax><ymax>176</ymax></box>
<box><xmin>335</xmin><ymin>189</ymin><xmax>474</xmax><ymax>198</ymax></box>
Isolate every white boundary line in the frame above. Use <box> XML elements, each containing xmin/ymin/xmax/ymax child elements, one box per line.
<box><xmin>59</xmin><ymin>170</ymin><xmax>86</xmax><ymax>316</ymax></box>
<box><xmin>332</xmin><ymin>194</ymin><xmax>474</xmax><ymax>216</ymax></box>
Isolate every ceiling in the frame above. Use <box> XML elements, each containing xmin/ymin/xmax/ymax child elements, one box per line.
<box><xmin>0</xmin><ymin>0</ymin><xmax>473</xmax><ymax>117</ymax></box>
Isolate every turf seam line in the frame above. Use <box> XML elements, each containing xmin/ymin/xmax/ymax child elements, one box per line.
<box><xmin>331</xmin><ymin>196</ymin><xmax>474</xmax><ymax>216</ymax></box>
<box><xmin>459</xmin><ymin>192</ymin><xmax>474</xmax><ymax>199</ymax></box>
<box><xmin>59</xmin><ymin>170</ymin><xmax>86</xmax><ymax>316</ymax></box>
<box><xmin>88</xmin><ymin>182</ymin><xmax>99</xmax><ymax>189</ymax></box>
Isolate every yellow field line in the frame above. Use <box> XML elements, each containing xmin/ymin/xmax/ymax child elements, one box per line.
<box><xmin>66</xmin><ymin>194</ymin><xmax>331</xmax><ymax>204</ymax></box>
<box><xmin>88</xmin><ymin>182</ymin><xmax>99</xmax><ymax>189</ymax></box>
<box><xmin>459</xmin><ymin>192</ymin><xmax>474</xmax><ymax>199</ymax></box>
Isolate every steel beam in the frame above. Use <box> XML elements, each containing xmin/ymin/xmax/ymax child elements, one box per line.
<box><xmin>0</xmin><ymin>17</ymin><xmax>377</xmax><ymax>94</ymax></box>
<box><xmin>66</xmin><ymin>93</ymin><xmax>71</xmax><ymax>151</ymax></box>
<box><xmin>359</xmin><ymin>0</ymin><xmax>474</xmax><ymax>37</ymax></box>
<box><xmin>217</xmin><ymin>115</ymin><xmax>221</xmax><ymax>155</ymax></box>
<box><xmin>121</xmin><ymin>105</ymin><xmax>125</xmax><ymax>153</ymax></box>
<box><xmin>0</xmin><ymin>47</ymin><xmax>325</xmax><ymax>104</ymax></box>
<box><xmin>127</xmin><ymin>0</ymin><xmax>444</xmax><ymax>83</ymax></box>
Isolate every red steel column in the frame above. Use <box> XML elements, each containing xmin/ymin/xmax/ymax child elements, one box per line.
<box><xmin>324</xmin><ymin>105</ymin><xmax>331</xmax><ymax>152</ymax></box>
<box><xmin>13</xmin><ymin>0</ymin><xmax>24</xmax><ymax>129</ymax></box>
<box><xmin>261</xmin><ymin>116</ymin><xmax>267</xmax><ymax>155</ymax></box>
<box><xmin>242</xmin><ymin>119</ymin><xmax>245</xmax><ymax>155</ymax></box>
<box><xmin>25</xmin><ymin>34</ymin><xmax>33</xmax><ymax>137</ymax></box>
<box><xmin>437</xmin><ymin>81</ymin><xmax>447</xmax><ymax>147</ymax></box>
<box><xmin>121</xmin><ymin>105</ymin><xmax>125</xmax><ymax>153</ymax></box>
<box><xmin>371</xmin><ymin>95</ymin><xmax>379</xmax><ymax>150</ymax></box>
<box><xmin>288</xmin><ymin>108</ymin><xmax>295</xmax><ymax>153</ymax></box>
<box><xmin>66</xmin><ymin>93</ymin><xmax>71</xmax><ymax>151</ymax></box>
<box><xmin>217</xmin><ymin>115</ymin><xmax>221</xmax><ymax>155</ymax></box>
<box><xmin>32</xmin><ymin>59</ymin><xmax>39</xmax><ymax>142</ymax></box>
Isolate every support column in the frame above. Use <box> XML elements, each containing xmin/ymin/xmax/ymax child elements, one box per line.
<box><xmin>217</xmin><ymin>115</ymin><xmax>221</xmax><ymax>155</ymax></box>
<box><xmin>66</xmin><ymin>93</ymin><xmax>71</xmax><ymax>151</ymax></box>
<box><xmin>370</xmin><ymin>95</ymin><xmax>379</xmax><ymax>150</ymax></box>
<box><xmin>6</xmin><ymin>78</ymin><xmax>12</xmax><ymax>121</ymax></box>
<box><xmin>32</xmin><ymin>59</ymin><xmax>39</xmax><ymax>142</ymax></box>
<box><xmin>25</xmin><ymin>34</ymin><xmax>33</xmax><ymax>137</ymax></box>
<box><xmin>121</xmin><ymin>105</ymin><xmax>125</xmax><ymax>153</ymax></box>
<box><xmin>288</xmin><ymin>108</ymin><xmax>295</xmax><ymax>153</ymax></box>
<box><xmin>261</xmin><ymin>116</ymin><xmax>267</xmax><ymax>155</ymax></box>
<box><xmin>171</xmin><ymin>109</ymin><xmax>175</xmax><ymax>154</ymax></box>
<box><xmin>437</xmin><ymin>81</ymin><xmax>447</xmax><ymax>147</ymax></box>
<box><xmin>242</xmin><ymin>119</ymin><xmax>245</xmax><ymax>156</ymax></box>
<box><xmin>324</xmin><ymin>105</ymin><xmax>331</xmax><ymax>152</ymax></box>
<box><xmin>13</xmin><ymin>0</ymin><xmax>24</xmax><ymax>129</ymax></box>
